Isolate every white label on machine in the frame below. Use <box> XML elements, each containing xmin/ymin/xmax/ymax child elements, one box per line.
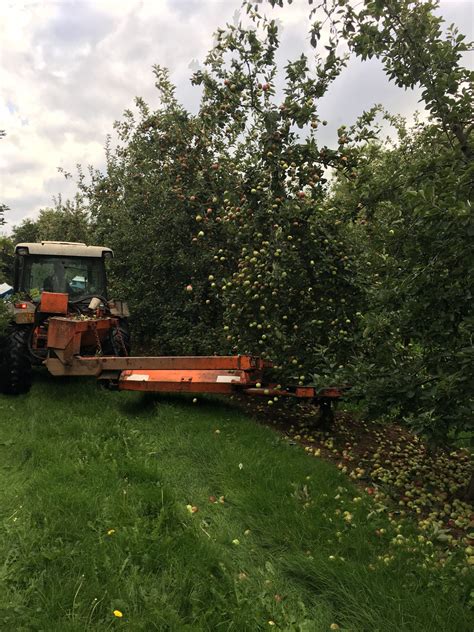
<box><xmin>125</xmin><ymin>374</ymin><xmax>150</xmax><ymax>381</ymax></box>
<box><xmin>216</xmin><ymin>375</ymin><xmax>241</xmax><ymax>383</ymax></box>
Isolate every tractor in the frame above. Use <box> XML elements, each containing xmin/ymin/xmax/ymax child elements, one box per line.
<box><xmin>0</xmin><ymin>241</ymin><xmax>130</xmax><ymax>395</ymax></box>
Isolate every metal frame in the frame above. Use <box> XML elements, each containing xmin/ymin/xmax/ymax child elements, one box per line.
<box><xmin>44</xmin><ymin>316</ymin><xmax>344</xmax><ymax>411</ymax></box>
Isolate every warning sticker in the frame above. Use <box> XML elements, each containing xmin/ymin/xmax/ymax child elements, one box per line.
<box><xmin>216</xmin><ymin>375</ymin><xmax>241</xmax><ymax>383</ymax></box>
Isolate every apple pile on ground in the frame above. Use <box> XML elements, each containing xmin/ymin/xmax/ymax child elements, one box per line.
<box><xmin>233</xmin><ymin>395</ymin><xmax>473</xmax><ymax>573</ymax></box>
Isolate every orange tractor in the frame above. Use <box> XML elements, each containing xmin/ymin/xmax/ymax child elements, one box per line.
<box><xmin>0</xmin><ymin>241</ymin><xmax>130</xmax><ymax>394</ymax></box>
<box><xmin>0</xmin><ymin>241</ymin><xmax>343</xmax><ymax>420</ymax></box>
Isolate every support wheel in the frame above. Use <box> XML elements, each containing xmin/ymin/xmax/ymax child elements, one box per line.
<box><xmin>0</xmin><ymin>327</ymin><xmax>33</xmax><ymax>395</ymax></box>
<box><xmin>317</xmin><ymin>399</ymin><xmax>334</xmax><ymax>429</ymax></box>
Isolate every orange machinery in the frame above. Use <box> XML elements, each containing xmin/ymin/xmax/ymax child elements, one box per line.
<box><xmin>44</xmin><ymin>314</ymin><xmax>344</xmax><ymax>419</ymax></box>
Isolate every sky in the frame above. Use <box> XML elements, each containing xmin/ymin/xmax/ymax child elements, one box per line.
<box><xmin>0</xmin><ymin>0</ymin><xmax>472</xmax><ymax>233</ymax></box>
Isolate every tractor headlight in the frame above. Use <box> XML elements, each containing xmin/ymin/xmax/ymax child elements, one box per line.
<box><xmin>16</xmin><ymin>247</ymin><xmax>29</xmax><ymax>255</ymax></box>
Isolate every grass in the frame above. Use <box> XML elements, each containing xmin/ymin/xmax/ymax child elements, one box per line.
<box><xmin>0</xmin><ymin>375</ymin><xmax>472</xmax><ymax>631</ymax></box>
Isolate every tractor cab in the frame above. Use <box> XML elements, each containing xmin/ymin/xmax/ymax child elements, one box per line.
<box><xmin>14</xmin><ymin>241</ymin><xmax>112</xmax><ymax>302</ymax></box>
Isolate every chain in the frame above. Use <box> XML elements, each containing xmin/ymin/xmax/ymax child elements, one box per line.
<box><xmin>93</xmin><ymin>324</ymin><xmax>103</xmax><ymax>356</ymax></box>
<box><xmin>114</xmin><ymin>322</ymin><xmax>129</xmax><ymax>356</ymax></box>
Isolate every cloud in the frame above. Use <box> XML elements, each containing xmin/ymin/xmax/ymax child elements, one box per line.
<box><xmin>35</xmin><ymin>1</ymin><xmax>117</xmax><ymax>50</ymax></box>
<box><xmin>0</xmin><ymin>0</ymin><xmax>472</xmax><ymax>233</ymax></box>
<box><xmin>2</xmin><ymin>157</ymin><xmax>42</xmax><ymax>176</ymax></box>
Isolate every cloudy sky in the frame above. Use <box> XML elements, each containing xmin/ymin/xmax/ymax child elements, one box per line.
<box><xmin>0</xmin><ymin>0</ymin><xmax>472</xmax><ymax>233</ymax></box>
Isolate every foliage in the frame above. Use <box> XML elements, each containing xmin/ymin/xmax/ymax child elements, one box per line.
<box><xmin>77</xmin><ymin>12</ymin><xmax>362</xmax><ymax>378</ymax></box>
<box><xmin>316</xmin><ymin>0</ymin><xmax>473</xmax><ymax>160</ymax></box>
<box><xmin>190</xmin><ymin>6</ymin><xmax>362</xmax><ymax>383</ymax></box>
<box><xmin>329</xmin><ymin>118</ymin><xmax>474</xmax><ymax>442</ymax></box>
<box><xmin>0</xmin><ymin>237</ymin><xmax>14</xmax><ymax>284</ymax></box>
<box><xmin>11</xmin><ymin>196</ymin><xmax>91</xmax><ymax>245</ymax></box>
<box><xmin>82</xmin><ymin>70</ymin><xmax>238</xmax><ymax>353</ymax></box>
<box><xmin>0</xmin><ymin>235</ymin><xmax>13</xmax><ymax>337</ymax></box>
<box><xmin>259</xmin><ymin>1</ymin><xmax>473</xmax><ymax>439</ymax></box>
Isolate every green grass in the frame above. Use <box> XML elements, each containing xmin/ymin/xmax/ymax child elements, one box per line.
<box><xmin>0</xmin><ymin>375</ymin><xmax>472</xmax><ymax>631</ymax></box>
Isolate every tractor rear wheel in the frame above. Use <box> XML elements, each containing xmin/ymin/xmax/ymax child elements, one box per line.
<box><xmin>0</xmin><ymin>326</ymin><xmax>33</xmax><ymax>395</ymax></box>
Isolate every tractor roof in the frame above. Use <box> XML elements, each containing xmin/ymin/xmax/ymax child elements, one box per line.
<box><xmin>15</xmin><ymin>241</ymin><xmax>113</xmax><ymax>258</ymax></box>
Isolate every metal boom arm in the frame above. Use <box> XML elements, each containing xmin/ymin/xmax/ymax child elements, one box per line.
<box><xmin>44</xmin><ymin>316</ymin><xmax>344</xmax><ymax>411</ymax></box>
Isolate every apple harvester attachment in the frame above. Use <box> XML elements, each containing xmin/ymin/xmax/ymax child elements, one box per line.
<box><xmin>44</xmin><ymin>316</ymin><xmax>344</xmax><ymax>422</ymax></box>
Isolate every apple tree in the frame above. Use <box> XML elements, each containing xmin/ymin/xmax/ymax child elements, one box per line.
<box><xmin>191</xmin><ymin>5</ymin><xmax>364</xmax><ymax>384</ymax></box>
<box><xmin>267</xmin><ymin>0</ymin><xmax>473</xmax><ymax>448</ymax></box>
<box><xmin>83</xmin><ymin>68</ymin><xmax>239</xmax><ymax>354</ymax></box>
<box><xmin>328</xmin><ymin>115</ymin><xmax>473</xmax><ymax>448</ymax></box>
<box><xmin>11</xmin><ymin>200</ymin><xmax>91</xmax><ymax>246</ymax></box>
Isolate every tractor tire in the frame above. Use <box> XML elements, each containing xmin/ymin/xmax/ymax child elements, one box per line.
<box><xmin>0</xmin><ymin>334</ymin><xmax>6</xmax><ymax>387</ymax></box>
<box><xmin>108</xmin><ymin>318</ymin><xmax>131</xmax><ymax>357</ymax></box>
<box><xmin>0</xmin><ymin>326</ymin><xmax>33</xmax><ymax>395</ymax></box>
